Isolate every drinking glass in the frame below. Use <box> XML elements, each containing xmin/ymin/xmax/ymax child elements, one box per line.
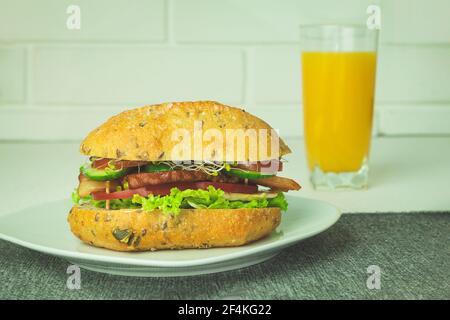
<box><xmin>300</xmin><ymin>25</ymin><xmax>379</xmax><ymax>189</ymax></box>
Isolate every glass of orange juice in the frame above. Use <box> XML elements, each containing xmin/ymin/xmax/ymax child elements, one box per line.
<box><xmin>300</xmin><ymin>25</ymin><xmax>378</xmax><ymax>190</ymax></box>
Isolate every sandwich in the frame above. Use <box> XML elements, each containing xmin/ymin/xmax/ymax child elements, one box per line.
<box><xmin>69</xmin><ymin>101</ymin><xmax>300</xmax><ymax>251</ymax></box>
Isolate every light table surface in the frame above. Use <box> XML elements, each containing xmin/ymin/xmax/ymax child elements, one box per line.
<box><xmin>1</xmin><ymin>137</ymin><xmax>449</xmax><ymax>216</ymax></box>
<box><xmin>0</xmin><ymin>137</ymin><xmax>449</xmax><ymax>299</ymax></box>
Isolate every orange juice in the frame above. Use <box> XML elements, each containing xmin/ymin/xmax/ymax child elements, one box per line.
<box><xmin>302</xmin><ymin>52</ymin><xmax>376</xmax><ymax>172</ymax></box>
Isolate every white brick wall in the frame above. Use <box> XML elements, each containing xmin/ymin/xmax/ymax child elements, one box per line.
<box><xmin>31</xmin><ymin>46</ymin><xmax>244</xmax><ymax>105</ymax></box>
<box><xmin>0</xmin><ymin>0</ymin><xmax>449</xmax><ymax>140</ymax></box>
<box><xmin>252</xmin><ymin>46</ymin><xmax>302</xmax><ymax>104</ymax></box>
<box><xmin>382</xmin><ymin>0</ymin><xmax>450</xmax><ymax>44</ymax></box>
<box><xmin>0</xmin><ymin>46</ymin><xmax>26</xmax><ymax>103</ymax></box>
<box><xmin>173</xmin><ymin>0</ymin><xmax>375</xmax><ymax>43</ymax></box>
<box><xmin>377</xmin><ymin>46</ymin><xmax>450</xmax><ymax>103</ymax></box>
<box><xmin>0</xmin><ymin>0</ymin><xmax>166</xmax><ymax>41</ymax></box>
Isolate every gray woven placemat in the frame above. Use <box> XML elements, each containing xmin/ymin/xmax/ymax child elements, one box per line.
<box><xmin>0</xmin><ymin>213</ymin><xmax>449</xmax><ymax>299</ymax></box>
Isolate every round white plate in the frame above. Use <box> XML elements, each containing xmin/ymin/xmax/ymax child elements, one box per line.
<box><xmin>0</xmin><ymin>196</ymin><xmax>341</xmax><ymax>277</ymax></box>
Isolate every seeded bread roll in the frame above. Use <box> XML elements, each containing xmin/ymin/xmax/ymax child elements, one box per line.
<box><xmin>68</xmin><ymin>205</ymin><xmax>281</xmax><ymax>252</ymax></box>
<box><xmin>80</xmin><ymin>101</ymin><xmax>291</xmax><ymax>162</ymax></box>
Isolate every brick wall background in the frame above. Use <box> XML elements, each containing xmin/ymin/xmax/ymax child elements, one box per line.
<box><xmin>0</xmin><ymin>0</ymin><xmax>449</xmax><ymax>140</ymax></box>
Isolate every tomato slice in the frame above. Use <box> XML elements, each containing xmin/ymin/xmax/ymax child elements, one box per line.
<box><xmin>91</xmin><ymin>181</ymin><xmax>258</xmax><ymax>200</ymax></box>
<box><xmin>92</xmin><ymin>187</ymin><xmax>148</xmax><ymax>200</ymax></box>
<box><xmin>147</xmin><ymin>182</ymin><xmax>199</xmax><ymax>195</ymax></box>
<box><xmin>92</xmin><ymin>182</ymin><xmax>198</xmax><ymax>200</ymax></box>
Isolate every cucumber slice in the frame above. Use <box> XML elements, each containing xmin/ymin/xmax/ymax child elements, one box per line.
<box><xmin>80</xmin><ymin>164</ymin><xmax>128</xmax><ymax>181</ymax></box>
<box><xmin>143</xmin><ymin>163</ymin><xmax>173</xmax><ymax>173</ymax></box>
<box><xmin>225</xmin><ymin>168</ymin><xmax>275</xmax><ymax>179</ymax></box>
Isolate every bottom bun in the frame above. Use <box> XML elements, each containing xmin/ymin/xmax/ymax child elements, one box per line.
<box><xmin>68</xmin><ymin>205</ymin><xmax>281</xmax><ymax>252</ymax></box>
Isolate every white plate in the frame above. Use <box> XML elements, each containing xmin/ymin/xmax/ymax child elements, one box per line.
<box><xmin>0</xmin><ymin>196</ymin><xmax>341</xmax><ymax>277</ymax></box>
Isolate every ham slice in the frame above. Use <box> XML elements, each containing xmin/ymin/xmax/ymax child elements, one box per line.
<box><xmin>250</xmin><ymin>176</ymin><xmax>301</xmax><ymax>192</ymax></box>
<box><xmin>124</xmin><ymin>170</ymin><xmax>241</xmax><ymax>189</ymax></box>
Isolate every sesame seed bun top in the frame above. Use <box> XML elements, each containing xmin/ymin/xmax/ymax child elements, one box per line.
<box><xmin>80</xmin><ymin>101</ymin><xmax>291</xmax><ymax>162</ymax></box>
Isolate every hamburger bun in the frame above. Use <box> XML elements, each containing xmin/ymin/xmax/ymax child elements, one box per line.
<box><xmin>68</xmin><ymin>205</ymin><xmax>281</xmax><ymax>251</ymax></box>
<box><xmin>80</xmin><ymin>100</ymin><xmax>291</xmax><ymax>162</ymax></box>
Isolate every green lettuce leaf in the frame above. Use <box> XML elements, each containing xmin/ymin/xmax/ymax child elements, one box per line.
<box><xmin>267</xmin><ymin>193</ymin><xmax>289</xmax><ymax>211</ymax></box>
<box><xmin>72</xmin><ymin>186</ymin><xmax>288</xmax><ymax>215</ymax></box>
